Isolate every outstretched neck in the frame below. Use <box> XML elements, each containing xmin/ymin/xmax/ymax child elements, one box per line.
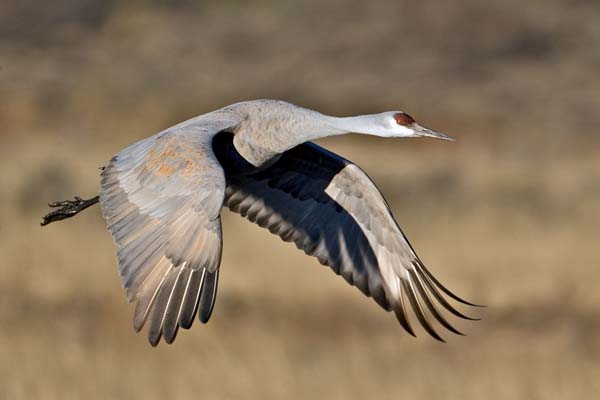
<box><xmin>230</xmin><ymin>101</ymin><xmax>382</xmax><ymax>167</ymax></box>
<box><xmin>326</xmin><ymin>114</ymin><xmax>389</xmax><ymax>137</ymax></box>
<box><xmin>296</xmin><ymin>114</ymin><xmax>390</xmax><ymax>140</ymax></box>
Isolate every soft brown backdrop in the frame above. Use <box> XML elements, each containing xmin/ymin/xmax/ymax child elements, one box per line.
<box><xmin>1</xmin><ymin>1</ymin><xmax>599</xmax><ymax>399</ymax></box>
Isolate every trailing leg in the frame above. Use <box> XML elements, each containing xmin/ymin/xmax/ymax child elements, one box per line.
<box><xmin>41</xmin><ymin>195</ymin><xmax>100</xmax><ymax>226</ymax></box>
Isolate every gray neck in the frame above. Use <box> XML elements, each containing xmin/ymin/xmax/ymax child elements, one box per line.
<box><xmin>229</xmin><ymin>101</ymin><xmax>382</xmax><ymax>167</ymax></box>
<box><xmin>264</xmin><ymin>110</ymin><xmax>387</xmax><ymax>145</ymax></box>
<box><xmin>325</xmin><ymin>114</ymin><xmax>386</xmax><ymax>137</ymax></box>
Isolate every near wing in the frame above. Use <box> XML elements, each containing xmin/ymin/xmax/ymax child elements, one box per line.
<box><xmin>221</xmin><ymin>139</ymin><xmax>479</xmax><ymax>341</ymax></box>
<box><xmin>99</xmin><ymin>118</ymin><xmax>237</xmax><ymax>346</ymax></box>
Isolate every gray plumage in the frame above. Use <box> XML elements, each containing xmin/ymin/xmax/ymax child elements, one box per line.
<box><xmin>96</xmin><ymin>99</ymin><xmax>478</xmax><ymax>346</ymax></box>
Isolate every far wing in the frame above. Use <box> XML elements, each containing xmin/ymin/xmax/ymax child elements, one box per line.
<box><xmin>219</xmin><ymin>138</ymin><xmax>478</xmax><ymax>341</ymax></box>
<box><xmin>99</xmin><ymin>117</ymin><xmax>238</xmax><ymax>346</ymax></box>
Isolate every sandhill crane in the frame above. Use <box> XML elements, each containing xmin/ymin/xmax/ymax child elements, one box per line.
<box><xmin>42</xmin><ymin>99</ymin><xmax>480</xmax><ymax>346</ymax></box>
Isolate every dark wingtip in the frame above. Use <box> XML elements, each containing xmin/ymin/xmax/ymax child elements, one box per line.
<box><xmin>409</xmin><ymin>269</ymin><xmax>465</xmax><ymax>337</ymax></box>
<box><xmin>163</xmin><ymin>330</ymin><xmax>178</xmax><ymax>345</ymax></box>
<box><xmin>402</xmin><ymin>278</ymin><xmax>446</xmax><ymax>343</ymax></box>
<box><xmin>431</xmin><ymin>333</ymin><xmax>446</xmax><ymax>343</ymax></box>
<box><xmin>198</xmin><ymin>270</ymin><xmax>219</xmax><ymax>324</ymax></box>
<box><xmin>394</xmin><ymin>295</ymin><xmax>416</xmax><ymax>337</ymax></box>
<box><xmin>148</xmin><ymin>333</ymin><xmax>160</xmax><ymax>347</ymax></box>
<box><xmin>416</xmin><ymin>260</ymin><xmax>485</xmax><ymax>308</ymax></box>
<box><xmin>179</xmin><ymin>317</ymin><xmax>194</xmax><ymax>330</ymax></box>
<box><xmin>395</xmin><ymin>311</ymin><xmax>417</xmax><ymax>338</ymax></box>
<box><xmin>178</xmin><ymin>269</ymin><xmax>205</xmax><ymax>329</ymax></box>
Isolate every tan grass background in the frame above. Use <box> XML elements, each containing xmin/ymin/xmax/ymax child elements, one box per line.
<box><xmin>1</xmin><ymin>1</ymin><xmax>599</xmax><ymax>399</ymax></box>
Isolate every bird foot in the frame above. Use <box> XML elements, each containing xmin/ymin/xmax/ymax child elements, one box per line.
<box><xmin>41</xmin><ymin>195</ymin><xmax>100</xmax><ymax>226</ymax></box>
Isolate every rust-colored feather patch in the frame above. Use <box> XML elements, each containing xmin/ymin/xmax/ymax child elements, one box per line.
<box><xmin>394</xmin><ymin>112</ymin><xmax>415</xmax><ymax>126</ymax></box>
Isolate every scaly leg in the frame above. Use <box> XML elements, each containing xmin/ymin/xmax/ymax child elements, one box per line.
<box><xmin>41</xmin><ymin>195</ymin><xmax>100</xmax><ymax>226</ymax></box>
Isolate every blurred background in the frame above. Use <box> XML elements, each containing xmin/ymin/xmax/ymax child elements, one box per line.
<box><xmin>1</xmin><ymin>0</ymin><xmax>599</xmax><ymax>398</ymax></box>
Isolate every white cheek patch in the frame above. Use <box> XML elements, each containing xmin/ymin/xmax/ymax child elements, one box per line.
<box><xmin>394</xmin><ymin>125</ymin><xmax>414</xmax><ymax>137</ymax></box>
<box><xmin>378</xmin><ymin>117</ymin><xmax>407</xmax><ymax>137</ymax></box>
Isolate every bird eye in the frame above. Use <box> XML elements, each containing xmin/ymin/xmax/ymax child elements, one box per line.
<box><xmin>394</xmin><ymin>112</ymin><xmax>415</xmax><ymax>126</ymax></box>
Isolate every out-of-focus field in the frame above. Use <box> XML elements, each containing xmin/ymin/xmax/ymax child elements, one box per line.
<box><xmin>1</xmin><ymin>1</ymin><xmax>599</xmax><ymax>399</ymax></box>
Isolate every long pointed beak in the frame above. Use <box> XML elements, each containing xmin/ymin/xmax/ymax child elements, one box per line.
<box><xmin>413</xmin><ymin>124</ymin><xmax>455</xmax><ymax>141</ymax></box>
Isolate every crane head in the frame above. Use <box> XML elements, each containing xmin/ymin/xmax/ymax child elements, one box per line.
<box><xmin>379</xmin><ymin>111</ymin><xmax>455</xmax><ymax>141</ymax></box>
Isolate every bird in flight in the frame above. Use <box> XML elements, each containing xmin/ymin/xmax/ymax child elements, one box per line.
<box><xmin>42</xmin><ymin>100</ymin><xmax>480</xmax><ymax>346</ymax></box>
